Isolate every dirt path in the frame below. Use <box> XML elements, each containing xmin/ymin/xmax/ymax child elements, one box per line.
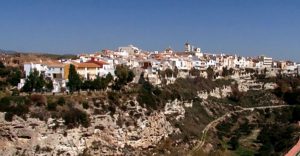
<box><xmin>190</xmin><ymin>105</ymin><xmax>294</xmax><ymax>154</ymax></box>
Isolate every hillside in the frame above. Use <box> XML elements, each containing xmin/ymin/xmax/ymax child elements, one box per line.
<box><xmin>0</xmin><ymin>75</ymin><xmax>299</xmax><ymax>155</ymax></box>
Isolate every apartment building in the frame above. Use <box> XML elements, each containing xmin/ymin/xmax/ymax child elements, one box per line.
<box><xmin>260</xmin><ymin>56</ymin><xmax>273</xmax><ymax>68</ymax></box>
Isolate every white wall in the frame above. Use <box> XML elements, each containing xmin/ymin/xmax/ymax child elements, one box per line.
<box><xmin>45</xmin><ymin>67</ymin><xmax>64</xmax><ymax>79</ymax></box>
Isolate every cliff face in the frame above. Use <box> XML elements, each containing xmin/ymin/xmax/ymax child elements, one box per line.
<box><xmin>0</xmin><ymin>93</ymin><xmax>236</xmax><ymax>156</ymax></box>
<box><xmin>0</xmin><ymin>78</ymin><xmax>283</xmax><ymax>156</ymax></box>
<box><xmin>0</xmin><ymin>99</ymin><xmax>181</xmax><ymax>155</ymax></box>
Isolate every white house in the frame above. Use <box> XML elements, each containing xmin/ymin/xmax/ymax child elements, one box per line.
<box><xmin>222</xmin><ymin>56</ymin><xmax>236</xmax><ymax>68</ymax></box>
<box><xmin>118</xmin><ymin>45</ymin><xmax>140</xmax><ymax>55</ymax></box>
<box><xmin>255</xmin><ymin>61</ymin><xmax>264</xmax><ymax>69</ymax></box>
<box><xmin>236</xmin><ymin>57</ymin><xmax>247</xmax><ymax>68</ymax></box>
<box><xmin>191</xmin><ymin>57</ymin><xmax>202</xmax><ymax>69</ymax></box>
<box><xmin>128</xmin><ymin>59</ymin><xmax>140</xmax><ymax>68</ymax></box>
<box><xmin>194</xmin><ymin>48</ymin><xmax>203</xmax><ymax>57</ymax></box>
<box><xmin>98</xmin><ymin>58</ymin><xmax>115</xmax><ymax>76</ymax></box>
<box><xmin>45</xmin><ymin>63</ymin><xmax>65</xmax><ymax>79</ymax></box>
<box><xmin>206</xmin><ymin>58</ymin><xmax>217</xmax><ymax>68</ymax></box>
<box><xmin>160</xmin><ymin>60</ymin><xmax>173</xmax><ymax>70</ymax></box>
<box><xmin>20</xmin><ymin>61</ymin><xmax>66</xmax><ymax>92</ymax></box>
<box><xmin>79</xmin><ymin>54</ymin><xmax>91</xmax><ymax>63</ymax></box>
<box><xmin>283</xmin><ymin>62</ymin><xmax>297</xmax><ymax>74</ymax></box>
<box><xmin>171</xmin><ymin>58</ymin><xmax>192</xmax><ymax>71</ymax></box>
<box><xmin>24</xmin><ymin>62</ymin><xmax>47</xmax><ymax>77</ymax></box>
<box><xmin>114</xmin><ymin>50</ymin><xmax>129</xmax><ymax>57</ymax></box>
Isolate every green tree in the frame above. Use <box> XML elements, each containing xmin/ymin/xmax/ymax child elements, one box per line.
<box><xmin>93</xmin><ymin>73</ymin><xmax>113</xmax><ymax>91</ymax></box>
<box><xmin>228</xmin><ymin>83</ymin><xmax>243</xmax><ymax>102</ymax></box>
<box><xmin>93</xmin><ymin>75</ymin><xmax>102</xmax><ymax>91</ymax></box>
<box><xmin>112</xmin><ymin>65</ymin><xmax>135</xmax><ymax>90</ymax></box>
<box><xmin>0</xmin><ymin>61</ymin><xmax>5</xmax><ymax>68</ymax></box>
<box><xmin>222</xmin><ymin>67</ymin><xmax>229</xmax><ymax>77</ymax></box>
<box><xmin>189</xmin><ymin>67</ymin><xmax>200</xmax><ymax>76</ymax></box>
<box><xmin>222</xmin><ymin>67</ymin><xmax>234</xmax><ymax>77</ymax></box>
<box><xmin>0</xmin><ymin>68</ymin><xmax>9</xmax><ymax>77</ymax></box>
<box><xmin>115</xmin><ymin>65</ymin><xmax>130</xmax><ymax>84</ymax></box>
<box><xmin>229</xmin><ymin>68</ymin><xmax>234</xmax><ymax>75</ymax></box>
<box><xmin>45</xmin><ymin>77</ymin><xmax>54</xmax><ymax>92</ymax></box>
<box><xmin>138</xmin><ymin>72</ymin><xmax>146</xmax><ymax>84</ymax></box>
<box><xmin>36</xmin><ymin>74</ymin><xmax>45</xmax><ymax>92</ymax></box>
<box><xmin>165</xmin><ymin>68</ymin><xmax>173</xmax><ymax>77</ymax></box>
<box><xmin>67</xmin><ymin>64</ymin><xmax>82</xmax><ymax>93</ymax></box>
<box><xmin>263</xmin><ymin>67</ymin><xmax>267</xmax><ymax>74</ymax></box>
<box><xmin>206</xmin><ymin>66</ymin><xmax>214</xmax><ymax>80</ymax></box>
<box><xmin>22</xmin><ymin>69</ymin><xmax>45</xmax><ymax>93</ymax></box>
<box><xmin>22</xmin><ymin>79</ymin><xmax>32</xmax><ymax>93</ymax></box>
<box><xmin>127</xmin><ymin>70</ymin><xmax>135</xmax><ymax>82</ymax></box>
<box><xmin>105</xmin><ymin>72</ymin><xmax>113</xmax><ymax>83</ymax></box>
<box><xmin>7</xmin><ymin>68</ymin><xmax>22</xmax><ymax>86</ymax></box>
<box><xmin>173</xmin><ymin>66</ymin><xmax>179</xmax><ymax>77</ymax></box>
<box><xmin>137</xmin><ymin>80</ymin><xmax>160</xmax><ymax>109</ymax></box>
<box><xmin>103</xmin><ymin>73</ymin><xmax>113</xmax><ymax>89</ymax></box>
<box><xmin>81</xmin><ymin>80</ymin><xmax>93</xmax><ymax>91</ymax></box>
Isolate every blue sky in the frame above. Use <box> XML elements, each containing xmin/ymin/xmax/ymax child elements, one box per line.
<box><xmin>0</xmin><ymin>0</ymin><xmax>299</xmax><ymax>61</ymax></box>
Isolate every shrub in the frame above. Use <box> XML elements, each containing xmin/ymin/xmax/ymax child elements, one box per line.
<box><xmin>0</xmin><ymin>97</ymin><xmax>11</xmax><ymax>111</ymax></box>
<box><xmin>30</xmin><ymin>94</ymin><xmax>47</xmax><ymax>106</ymax></box>
<box><xmin>4</xmin><ymin>112</ymin><xmax>14</xmax><ymax>122</ymax></box>
<box><xmin>63</xmin><ymin>108</ymin><xmax>90</xmax><ymax>128</ymax></box>
<box><xmin>11</xmin><ymin>102</ymin><xmax>29</xmax><ymax>117</ymax></box>
<box><xmin>137</xmin><ymin>81</ymin><xmax>160</xmax><ymax>109</ymax></box>
<box><xmin>112</xmin><ymin>65</ymin><xmax>135</xmax><ymax>90</ymax></box>
<box><xmin>47</xmin><ymin>102</ymin><xmax>57</xmax><ymax>111</ymax></box>
<box><xmin>227</xmin><ymin>136</ymin><xmax>239</xmax><ymax>150</ymax></box>
<box><xmin>108</xmin><ymin>105</ymin><xmax>116</xmax><ymax>115</ymax></box>
<box><xmin>82</xmin><ymin>101</ymin><xmax>89</xmax><ymax>109</ymax></box>
<box><xmin>107</xmin><ymin>92</ymin><xmax>120</xmax><ymax>105</ymax></box>
<box><xmin>165</xmin><ymin>68</ymin><xmax>173</xmax><ymax>77</ymax></box>
<box><xmin>11</xmin><ymin>89</ymin><xmax>20</xmax><ymax>96</ymax></box>
<box><xmin>0</xmin><ymin>96</ymin><xmax>29</xmax><ymax>120</ymax></box>
<box><xmin>189</xmin><ymin>67</ymin><xmax>200</xmax><ymax>76</ymax></box>
<box><xmin>57</xmin><ymin>97</ymin><xmax>65</xmax><ymax>106</ymax></box>
<box><xmin>228</xmin><ymin>83</ymin><xmax>244</xmax><ymax>102</ymax></box>
<box><xmin>93</xmin><ymin>101</ymin><xmax>100</xmax><ymax>108</ymax></box>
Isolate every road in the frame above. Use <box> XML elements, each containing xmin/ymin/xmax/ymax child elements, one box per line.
<box><xmin>190</xmin><ymin>104</ymin><xmax>294</xmax><ymax>154</ymax></box>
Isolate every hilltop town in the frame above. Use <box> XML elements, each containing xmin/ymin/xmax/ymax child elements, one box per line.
<box><xmin>0</xmin><ymin>43</ymin><xmax>299</xmax><ymax>93</ymax></box>
<box><xmin>0</xmin><ymin>44</ymin><xmax>299</xmax><ymax>156</ymax></box>
<box><xmin>2</xmin><ymin>0</ymin><xmax>300</xmax><ymax>155</ymax></box>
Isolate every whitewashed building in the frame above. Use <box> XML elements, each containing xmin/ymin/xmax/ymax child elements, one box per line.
<box><xmin>45</xmin><ymin>63</ymin><xmax>64</xmax><ymax>79</ymax></box>
<box><xmin>260</xmin><ymin>56</ymin><xmax>273</xmax><ymax>68</ymax></box>
<box><xmin>207</xmin><ymin>59</ymin><xmax>217</xmax><ymax>68</ymax></box>
<box><xmin>24</xmin><ymin>62</ymin><xmax>47</xmax><ymax>77</ymax></box>
<box><xmin>118</xmin><ymin>45</ymin><xmax>140</xmax><ymax>55</ymax></box>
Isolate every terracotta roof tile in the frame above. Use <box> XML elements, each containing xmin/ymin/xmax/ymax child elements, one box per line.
<box><xmin>76</xmin><ymin>62</ymin><xmax>101</xmax><ymax>68</ymax></box>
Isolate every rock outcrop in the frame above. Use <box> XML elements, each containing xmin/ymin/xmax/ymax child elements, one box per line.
<box><xmin>0</xmin><ymin>99</ymin><xmax>182</xmax><ymax>156</ymax></box>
